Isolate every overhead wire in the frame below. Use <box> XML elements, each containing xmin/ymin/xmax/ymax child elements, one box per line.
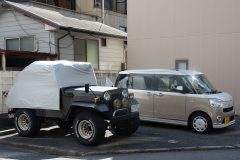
<box><xmin>11</xmin><ymin>9</ymin><xmax>58</xmax><ymax>47</ymax></box>
<box><xmin>89</xmin><ymin>10</ymin><xmax>108</xmax><ymax>39</ymax></box>
<box><xmin>11</xmin><ymin>9</ymin><xmax>74</xmax><ymax>49</ymax></box>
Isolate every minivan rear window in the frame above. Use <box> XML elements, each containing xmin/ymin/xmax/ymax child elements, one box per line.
<box><xmin>115</xmin><ymin>74</ymin><xmax>128</xmax><ymax>88</ymax></box>
<box><xmin>128</xmin><ymin>74</ymin><xmax>153</xmax><ymax>90</ymax></box>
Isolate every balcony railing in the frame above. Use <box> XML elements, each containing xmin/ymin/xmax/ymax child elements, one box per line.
<box><xmin>94</xmin><ymin>0</ymin><xmax>127</xmax><ymax>14</ymax></box>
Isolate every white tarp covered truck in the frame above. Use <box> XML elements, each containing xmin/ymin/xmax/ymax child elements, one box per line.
<box><xmin>7</xmin><ymin>61</ymin><xmax>139</xmax><ymax>146</ymax></box>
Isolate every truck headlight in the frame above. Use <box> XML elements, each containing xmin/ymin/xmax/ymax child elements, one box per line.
<box><xmin>209</xmin><ymin>99</ymin><xmax>223</xmax><ymax>108</ymax></box>
<box><xmin>122</xmin><ymin>98</ymin><xmax>128</xmax><ymax>107</ymax></box>
<box><xmin>113</xmin><ymin>99</ymin><xmax>121</xmax><ymax>110</ymax></box>
<box><xmin>104</xmin><ymin>92</ymin><xmax>111</xmax><ymax>101</ymax></box>
<box><xmin>122</xmin><ymin>89</ymin><xmax>128</xmax><ymax>98</ymax></box>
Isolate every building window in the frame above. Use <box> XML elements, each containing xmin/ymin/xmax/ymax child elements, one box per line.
<box><xmin>74</xmin><ymin>38</ymin><xmax>99</xmax><ymax>69</ymax></box>
<box><xmin>175</xmin><ymin>60</ymin><xmax>188</xmax><ymax>70</ymax></box>
<box><xmin>6</xmin><ymin>37</ymin><xmax>34</xmax><ymax>52</ymax></box>
<box><xmin>94</xmin><ymin>0</ymin><xmax>113</xmax><ymax>10</ymax></box>
<box><xmin>94</xmin><ymin>0</ymin><xmax>127</xmax><ymax>13</ymax></box>
<box><xmin>120</xmin><ymin>26</ymin><xmax>127</xmax><ymax>32</ymax></box>
<box><xmin>101</xmin><ymin>38</ymin><xmax>106</xmax><ymax>47</ymax></box>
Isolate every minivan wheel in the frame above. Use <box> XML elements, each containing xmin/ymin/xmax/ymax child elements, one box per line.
<box><xmin>73</xmin><ymin>111</ymin><xmax>106</xmax><ymax>146</ymax></box>
<box><xmin>190</xmin><ymin>113</ymin><xmax>212</xmax><ymax>134</ymax></box>
<box><xmin>14</xmin><ymin>109</ymin><xmax>40</xmax><ymax>137</ymax></box>
<box><xmin>113</xmin><ymin>117</ymin><xmax>139</xmax><ymax>136</ymax></box>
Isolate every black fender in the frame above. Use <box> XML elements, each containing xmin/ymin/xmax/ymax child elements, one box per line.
<box><xmin>71</xmin><ymin>102</ymin><xmax>109</xmax><ymax>112</ymax></box>
<box><xmin>128</xmin><ymin>98</ymin><xmax>139</xmax><ymax>106</ymax></box>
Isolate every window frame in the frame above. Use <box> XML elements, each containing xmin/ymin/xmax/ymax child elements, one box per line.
<box><xmin>74</xmin><ymin>37</ymin><xmax>99</xmax><ymax>70</ymax></box>
<box><xmin>175</xmin><ymin>60</ymin><xmax>188</xmax><ymax>70</ymax></box>
<box><xmin>119</xmin><ymin>26</ymin><xmax>127</xmax><ymax>32</ymax></box>
<box><xmin>101</xmin><ymin>38</ymin><xmax>107</xmax><ymax>47</ymax></box>
<box><xmin>5</xmin><ymin>36</ymin><xmax>35</xmax><ymax>51</ymax></box>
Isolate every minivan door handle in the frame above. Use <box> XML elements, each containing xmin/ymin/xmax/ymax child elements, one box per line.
<box><xmin>156</xmin><ymin>93</ymin><xmax>164</xmax><ymax>97</ymax></box>
<box><xmin>146</xmin><ymin>92</ymin><xmax>153</xmax><ymax>96</ymax></box>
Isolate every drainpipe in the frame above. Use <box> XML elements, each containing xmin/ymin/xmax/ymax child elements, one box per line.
<box><xmin>0</xmin><ymin>52</ymin><xmax>6</xmax><ymax>71</ymax></box>
<box><xmin>102</xmin><ymin>0</ymin><xmax>104</xmax><ymax>24</ymax></box>
<box><xmin>57</xmin><ymin>28</ymin><xmax>72</xmax><ymax>60</ymax></box>
<box><xmin>32</xmin><ymin>41</ymin><xmax>39</xmax><ymax>53</ymax></box>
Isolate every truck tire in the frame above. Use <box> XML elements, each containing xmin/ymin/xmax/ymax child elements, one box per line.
<box><xmin>14</xmin><ymin>109</ymin><xmax>40</xmax><ymax>137</ymax></box>
<box><xmin>73</xmin><ymin>111</ymin><xmax>106</xmax><ymax>146</ymax></box>
<box><xmin>57</xmin><ymin>121</ymin><xmax>72</xmax><ymax>129</ymax></box>
<box><xmin>113</xmin><ymin>116</ymin><xmax>139</xmax><ymax>136</ymax></box>
<box><xmin>190</xmin><ymin>112</ymin><xmax>212</xmax><ymax>134</ymax></box>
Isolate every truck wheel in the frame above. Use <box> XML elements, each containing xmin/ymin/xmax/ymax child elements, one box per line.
<box><xmin>113</xmin><ymin>117</ymin><xmax>139</xmax><ymax>136</ymax></box>
<box><xmin>73</xmin><ymin>111</ymin><xmax>106</xmax><ymax>146</ymax></box>
<box><xmin>57</xmin><ymin>121</ymin><xmax>72</xmax><ymax>129</ymax></box>
<box><xmin>14</xmin><ymin>109</ymin><xmax>40</xmax><ymax>137</ymax></box>
<box><xmin>190</xmin><ymin>113</ymin><xmax>212</xmax><ymax>134</ymax></box>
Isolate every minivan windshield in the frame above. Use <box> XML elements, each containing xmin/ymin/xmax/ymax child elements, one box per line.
<box><xmin>186</xmin><ymin>74</ymin><xmax>216</xmax><ymax>94</ymax></box>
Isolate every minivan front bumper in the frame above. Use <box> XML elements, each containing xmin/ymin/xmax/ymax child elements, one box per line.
<box><xmin>213</xmin><ymin>120</ymin><xmax>235</xmax><ymax>128</ymax></box>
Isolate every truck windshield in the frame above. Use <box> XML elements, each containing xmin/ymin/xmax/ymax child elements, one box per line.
<box><xmin>115</xmin><ymin>74</ymin><xmax>128</xmax><ymax>88</ymax></box>
<box><xmin>186</xmin><ymin>74</ymin><xmax>216</xmax><ymax>94</ymax></box>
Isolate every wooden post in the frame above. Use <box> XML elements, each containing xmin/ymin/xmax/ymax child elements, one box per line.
<box><xmin>2</xmin><ymin>54</ymin><xmax>6</xmax><ymax>71</ymax></box>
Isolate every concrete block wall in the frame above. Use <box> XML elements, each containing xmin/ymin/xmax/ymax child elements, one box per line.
<box><xmin>0</xmin><ymin>70</ymin><xmax>119</xmax><ymax>114</ymax></box>
<box><xmin>0</xmin><ymin>71</ymin><xmax>21</xmax><ymax>114</ymax></box>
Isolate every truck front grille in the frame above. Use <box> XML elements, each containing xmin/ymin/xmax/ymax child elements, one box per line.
<box><xmin>108</xmin><ymin>93</ymin><xmax>123</xmax><ymax>112</ymax></box>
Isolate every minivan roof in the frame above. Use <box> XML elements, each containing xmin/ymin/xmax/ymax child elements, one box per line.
<box><xmin>119</xmin><ymin>69</ymin><xmax>203</xmax><ymax>75</ymax></box>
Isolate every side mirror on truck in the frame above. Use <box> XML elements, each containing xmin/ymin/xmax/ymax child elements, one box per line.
<box><xmin>85</xmin><ymin>83</ymin><xmax>89</xmax><ymax>93</ymax></box>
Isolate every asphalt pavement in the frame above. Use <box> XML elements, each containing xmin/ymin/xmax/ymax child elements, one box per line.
<box><xmin>0</xmin><ymin>144</ymin><xmax>240</xmax><ymax>160</ymax></box>
<box><xmin>0</xmin><ymin>116</ymin><xmax>239</xmax><ymax>154</ymax></box>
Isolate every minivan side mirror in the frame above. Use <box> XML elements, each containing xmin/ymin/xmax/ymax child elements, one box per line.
<box><xmin>176</xmin><ymin>86</ymin><xmax>183</xmax><ymax>91</ymax></box>
<box><xmin>85</xmin><ymin>83</ymin><xmax>89</xmax><ymax>93</ymax></box>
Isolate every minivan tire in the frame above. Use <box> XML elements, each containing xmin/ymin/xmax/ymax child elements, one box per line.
<box><xmin>190</xmin><ymin>113</ymin><xmax>212</xmax><ymax>134</ymax></box>
<box><xmin>113</xmin><ymin>117</ymin><xmax>139</xmax><ymax>135</ymax></box>
<box><xmin>14</xmin><ymin>109</ymin><xmax>40</xmax><ymax>137</ymax></box>
<box><xmin>73</xmin><ymin>111</ymin><xmax>106</xmax><ymax>146</ymax></box>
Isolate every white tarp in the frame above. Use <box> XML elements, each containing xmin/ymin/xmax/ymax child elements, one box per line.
<box><xmin>7</xmin><ymin>61</ymin><xmax>97</xmax><ymax>110</ymax></box>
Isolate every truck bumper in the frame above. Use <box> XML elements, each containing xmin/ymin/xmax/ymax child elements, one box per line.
<box><xmin>110</xmin><ymin>112</ymin><xmax>139</xmax><ymax>124</ymax></box>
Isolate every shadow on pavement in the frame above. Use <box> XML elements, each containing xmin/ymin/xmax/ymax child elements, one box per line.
<box><xmin>0</xmin><ymin>116</ymin><xmax>239</xmax><ymax>154</ymax></box>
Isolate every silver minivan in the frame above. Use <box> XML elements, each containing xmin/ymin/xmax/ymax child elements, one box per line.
<box><xmin>115</xmin><ymin>69</ymin><xmax>236</xmax><ymax>133</ymax></box>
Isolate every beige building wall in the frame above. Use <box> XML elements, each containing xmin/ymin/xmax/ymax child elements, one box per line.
<box><xmin>128</xmin><ymin>0</ymin><xmax>240</xmax><ymax>115</ymax></box>
<box><xmin>75</xmin><ymin>0</ymin><xmax>127</xmax><ymax>30</ymax></box>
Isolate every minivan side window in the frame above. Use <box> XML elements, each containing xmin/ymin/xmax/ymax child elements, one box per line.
<box><xmin>115</xmin><ymin>74</ymin><xmax>128</xmax><ymax>88</ymax></box>
<box><xmin>154</xmin><ymin>75</ymin><xmax>185</xmax><ymax>93</ymax></box>
<box><xmin>181</xmin><ymin>77</ymin><xmax>195</xmax><ymax>94</ymax></box>
<box><xmin>128</xmin><ymin>74</ymin><xmax>153</xmax><ymax>90</ymax></box>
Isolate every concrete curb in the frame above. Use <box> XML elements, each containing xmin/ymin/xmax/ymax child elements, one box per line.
<box><xmin>0</xmin><ymin>129</ymin><xmax>16</xmax><ymax>136</ymax></box>
<box><xmin>0</xmin><ymin>140</ymin><xmax>239</xmax><ymax>157</ymax></box>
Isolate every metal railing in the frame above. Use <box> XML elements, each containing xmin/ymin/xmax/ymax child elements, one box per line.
<box><xmin>94</xmin><ymin>0</ymin><xmax>127</xmax><ymax>14</ymax></box>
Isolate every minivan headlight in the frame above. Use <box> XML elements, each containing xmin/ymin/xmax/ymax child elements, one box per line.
<box><xmin>122</xmin><ymin>89</ymin><xmax>128</xmax><ymax>98</ymax></box>
<box><xmin>104</xmin><ymin>92</ymin><xmax>111</xmax><ymax>101</ymax></box>
<box><xmin>209</xmin><ymin>99</ymin><xmax>223</xmax><ymax>108</ymax></box>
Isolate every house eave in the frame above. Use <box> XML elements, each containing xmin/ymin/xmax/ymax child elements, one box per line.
<box><xmin>0</xmin><ymin>49</ymin><xmax>58</xmax><ymax>58</ymax></box>
<box><xmin>2</xmin><ymin>1</ymin><xmax>127</xmax><ymax>39</ymax></box>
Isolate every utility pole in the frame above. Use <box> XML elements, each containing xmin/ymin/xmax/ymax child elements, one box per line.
<box><xmin>102</xmin><ymin>0</ymin><xmax>104</xmax><ymax>24</ymax></box>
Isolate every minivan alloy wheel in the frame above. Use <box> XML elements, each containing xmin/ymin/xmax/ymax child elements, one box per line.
<box><xmin>18</xmin><ymin>114</ymin><xmax>30</xmax><ymax>131</ymax></box>
<box><xmin>193</xmin><ymin>116</ymin><xmax>207</xmax><ymax>132</ymax></box>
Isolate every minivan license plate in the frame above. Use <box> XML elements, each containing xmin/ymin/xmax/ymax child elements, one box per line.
<box><xmin>131</xmin><ymin>104</ymin><xmax>139</xmax><ymax>112</ymax></box>
<box><xmin>225</xmin><ymin>117</ymin><xmax>230</xmax><ymax>124</ymax></box>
